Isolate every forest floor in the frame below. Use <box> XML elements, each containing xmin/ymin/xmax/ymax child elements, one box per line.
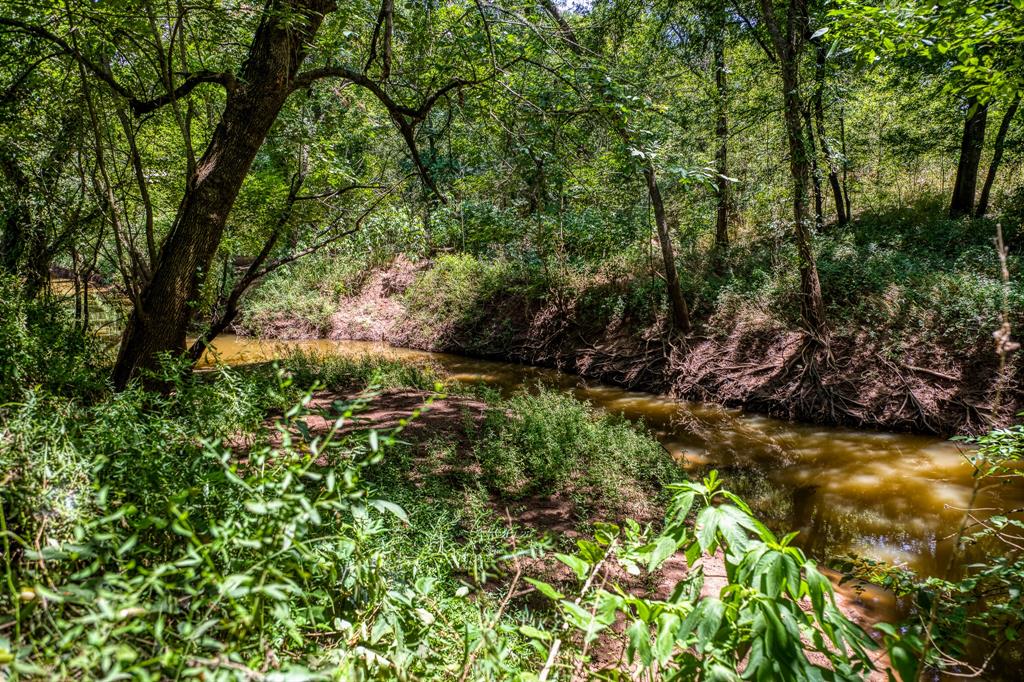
<box><xmin>244</xmin><ymin>255</ymin><xmax>1020</xmax><ymax>436</ymax></box>
<box><xmin>282</xmin><ymin>385</ymin><xmax>894</xmax><ymax>678</ymax></box>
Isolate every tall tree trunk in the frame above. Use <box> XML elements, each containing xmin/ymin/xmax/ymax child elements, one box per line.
<box><xmin>976</xmin><ymin>95</ymin><xmax>1020</xmax><ymax>217</ymax></box>
<box><xmin>782</xmin><ymin>60</ymin><xmax>828</xmax><ymax>339</ymax></box>
<box><xmin>539</xmin><ymin>0</ymin><xmax>691</xmax><ymax>333</ymax></box>
<box><xmin>839</xmin><ymin>106</ymin><xmax>851</xmax><ymax>220</ymax></box>
<box><xmin>112</xmin><ymin>0</ymin><xmax>335</xmax><ymax>388</ymax></box>
<box><xmin>949</xmin><ymin>97</ymin><xmax>988</xmax><ymax>218</ymax></box>
<box><xmin>644</xmin><ymin>160</ymin><xmax>691</xmax><ymax>333</ymax></box>
<box><xmin>757</xmin><ymin>0</ymin><xmax>828</xmax><ymax>340</ymax></box>
<box><xmin>814</xmin><ymin>44</ymin><xmax>848</xmax><ymax>226</ymax></box>
<box><xmin>803</xmin><ymin>104</ymin><xmax>824</xmax><ymax>228</ymax></box>
<box><xmin>713</xmin><ymin>5</ymin><xmax>730</xmax><ymax>254</ymax></box>
<box><xmin>21</xmin><ymin>227</ymin><xmax>50</xmax><ymax>298</ymax></box>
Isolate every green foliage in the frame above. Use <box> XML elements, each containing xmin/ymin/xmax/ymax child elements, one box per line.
<box><xmin>240</xmin><ymin>256</ymin><xmax>371</xmax><ymax>337</ymax></box>
<box><xmin>0</xmin><ymin>275</ymin><xmax>105</xmax><ymax>403</ymax></box>
<box><xmin>524</xmin><ymin>471</ymin><xmax>879</xmax><ymax>680</ymax></box>
<box><xmin>832</xmin><ymin>0</ymin><xmax>1024</xmax><ymax>101</ymax></box>
<box><xmin>270</xmin><ymin>348</ymin><xmax>445</xmax><ymax>393</ymax></box>
<box><xmin>2</xmin><ymin>349</ymin><xmax>889</xmax><ymax>679</ymax></box>
<box><xmin>0</xmin><ymin>366</ymin><xmax>531</xmax><ymax>679</ymax></box>
<box><xmin>474</xmin><ymin>389</ymin><xmax>678</xmax><ymax>517</ymax></box>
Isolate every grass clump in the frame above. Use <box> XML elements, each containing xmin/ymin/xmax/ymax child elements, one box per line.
<box><xmin>265</xmin><ymin>348</ymin><xmax>445</xmax><ymax>392</ymax></box>
<box><xmin>1</xmin><ymin>359</ymin><xmax>535</xmax><ymax>679</ymax></box>
<box><xmin>474</xmin><ymin>388</ymin><xmax>679</xmax><ymax>518</ymax></box>
<box><xmin>239</xmin><ymin>255</ymin><xmax>370</xmax><ymax>336</ymax></box>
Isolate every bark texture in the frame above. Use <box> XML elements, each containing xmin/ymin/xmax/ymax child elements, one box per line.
<box><xmin>758</xmin><ymin>0</ymin><xmax>828</xmax><ymax>339</ymax></box>
<box><xmin>975</xmin><ymin>95</ymin><xmax>1020</xmax><ymax>218</ymax></box>
<box><xmin>813</xmin><ymin>44</ymin><xmax>847</xmax><ymax>226</ymax></box>
<box><xmin>112</xmin><ymin>0</ymin><xmax>336</xmax><ymax>388</ymax></box>
<box><xmin>644</xmin><ymin>161</ymin><xmax>692</xmax><ymax>333</ymax></box>
<box><xmin>949</xmin><ymin>98</ymin><xmax>988</xmax><ymax>218</ymax></box>
<box><xmin>713</xmin><ymin>9</ymin><xmax>730</xmax><ymax>253</ymax></box>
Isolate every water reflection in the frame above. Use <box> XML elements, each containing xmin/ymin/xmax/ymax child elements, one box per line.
<box><xmin>201</xmin><ymin>335</ymin><xmax>1023</xmax><ymax>581</ymax></box>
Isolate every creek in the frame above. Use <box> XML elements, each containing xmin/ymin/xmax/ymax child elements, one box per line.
<box><xmin>201</xmin><ymin>335</ymin><xmax>1020</xmax><ymax>594</ymax></box>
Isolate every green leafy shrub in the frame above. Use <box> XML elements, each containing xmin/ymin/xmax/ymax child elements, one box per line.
<box><xmin>0</xmin><ymin>371</ymin><xmax>534</xmax><ymax>680</ymax></box>
<box><xmin>474</xmin><ymin>389</ymin><xmax>678</xmax><ymax>517</ymax></box>
<box><xmin>524</xmin><ymin>471</ymin><xmax>879</xmax><ymax>680</ymax></box>
<box><xmin>0</xmin><ymin>275</ymin><xmax>104</xmax><ymax>402</ymax></box>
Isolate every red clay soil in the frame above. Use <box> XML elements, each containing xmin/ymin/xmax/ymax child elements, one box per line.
<box><xmin>287</xmin><ymin>387</ymin><xmax>893</xmax><ymax>679</ymax></box>
<box><xmin>249</xmin><ymin>257</ymin><xmax>1020</xmax><ymax>436</ymax></box>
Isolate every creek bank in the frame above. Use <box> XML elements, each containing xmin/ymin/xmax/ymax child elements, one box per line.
<box><xmin>242</xmin><ymin>257</ymin><xmax>1020</xmax><ymax>436</ymax></box>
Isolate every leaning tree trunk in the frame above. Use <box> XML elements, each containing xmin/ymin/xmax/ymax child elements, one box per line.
<box><xmin>644</xmin><ymin>160</ymin><xmax>691</xmax><ymax>334</ymax></box>
<box><xmin>949</xmin><ymin>97</ymin><xmax>988</xmax><ymax>218</ymax></box>
<box><xmin>781</xmin><ymin>59</ymin><xmax>828</xmax><ymax>340</ymax></box>
<box><xmin>814</xmin><ymin>44</ymin><xmax>848</xmax><ymax>226</ymax></box>
<box><xmin>976</xmin><ymin>95</ymin><xmax>1020</xmax><ymax>218</ymax></box>
<box><xmin>112</xmin><ymin>0</ymin><xmax>335</xmax><ymax>388</ymax></box>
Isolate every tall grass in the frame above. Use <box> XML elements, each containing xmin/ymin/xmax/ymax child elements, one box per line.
<box><xmin>474</xmin><ymin>389</ymin><xmax>679</xmax><ymax>518</ymax></box>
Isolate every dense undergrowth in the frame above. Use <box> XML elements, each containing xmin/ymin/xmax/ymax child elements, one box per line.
<box><xmin>245</xmin><ymin>201</ymin><xmax>1022</xmax><ymax>356</ymax></box>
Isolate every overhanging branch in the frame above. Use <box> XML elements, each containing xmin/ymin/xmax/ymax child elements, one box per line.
<box><xmin>0</xmin><ymin>17</ymin><xmax>233</xmax><ymax>116</ymax></box>
<box><xmin>292</xmin><ymin>64</ymin><xmax>498</xmax><ymax>202</ymax></box>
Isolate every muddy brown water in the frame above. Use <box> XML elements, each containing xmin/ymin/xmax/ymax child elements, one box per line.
<box><xmin>202</xmin><ymin>334</ymin><xmax>1023</xmax><ymax>610</ymax></box>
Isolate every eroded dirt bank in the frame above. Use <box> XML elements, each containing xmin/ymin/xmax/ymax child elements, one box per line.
<box><xmin>247</xmin><ymin>258</ymin><xmax>1020</xmax><ymax>436</ymax></box>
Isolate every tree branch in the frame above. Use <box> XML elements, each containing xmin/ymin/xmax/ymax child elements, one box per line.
<box><xmin>0</xmin><ymin>17</ymin><xmax>233</xmax><ymax>116</ymax></box>
<box><xmin>130</xmin><ymin>70</ymin><xmax>235</xmax><ymax>115</ymax></box>
<box><xmin>292</xmin><ymin>65</ymin><xmax>497</xmax><ymax>202</ymax></box>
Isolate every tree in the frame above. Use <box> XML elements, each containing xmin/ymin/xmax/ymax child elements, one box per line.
<box><xmin>752</xmin><ymin>0</ymin><xmax>829</xmax><ymax>339</ymax></box>
<box><xmin>713</xmin><ymin>0</ymin><xmax>732</xmax><ymax>253</ymax></box>
<box><xmin>540</xmin><ymin>0</ymin><xmax>692</xmax><ymax>334</ymax></box>
<box><xmin>2</xmin><ymin>0</ymin><xmax>493</xmax><ymax>387</ymax></box>
<box><xmin>832</xmin><ymin>0</ymin><xmax>1024</xmax><ymax>218</ymax></box>
<box><xmin>812</xmin><ymin>42</ymin><xmax>849</xmax><ymax>225</ymax></box>
<box><xmin>949</xmin><ymin>98</ymin><xmax>988</xmax><ymax>217</ymax></box>
<box><xmin>976</xmin><ymin>94</ymin><xmax>1021</xmax><ymax>216</ymax></box>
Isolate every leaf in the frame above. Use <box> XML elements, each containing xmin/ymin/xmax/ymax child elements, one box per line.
<box><xmin>695</xmin><ymin>506</ymin><xmax>722</xmax><ymax>553</ymax></box>
<box><xmin>887</xmin><ymin>637</ymin><xmax>919</xmax><ymax>682</ymax></box>
<box><xmin>555</xmin><ymin>553</ymin><xmax>590</xmax><ymax>581</ymax></box>
<box><xmin>810</xmin><ymin>27</ymin><xmax>829</xmax><ymax>40</ymax></box>
<box><xmin>368</xmin><ymin>499</ymin><xmax>408</xmax><ymax>523</ymax></box>
<box><xmin>654</xmin><ymin>612</ymin><xmax>680</xmax><ymax>663</ymax></box>
<box><xmin>626</xmin><ymin>618</ymin><xmax>652</xmax><ymax>665</ymax></box>
<box><xmin>707</xmin><ymin>663</ymin><xmax>741</xmax><ymax>681</ymax></box>
<box><xmin>525</xmin><ymin>577</ymin><xmax>565</xmax><ymax>601</ymax></box>
<box><xmin>519</xmin><ymin>625</ymin><xmax>552</xmax><ymax>641</ymax></box>
<box><xmin>696</xmin><ymin>598</ymin><xmax>725</xmax><ymax>645</ymax></box>
<box><xmin>648</xmin><ymin>536</ymin><xmax>677</xmax><ymax>572</ymax></box>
